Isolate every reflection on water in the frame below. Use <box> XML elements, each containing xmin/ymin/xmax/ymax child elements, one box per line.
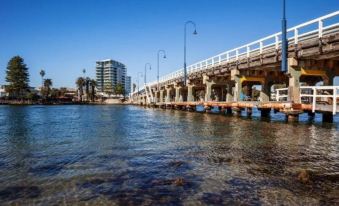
<box><xmin>0</xmin><ymin>105</ymin><xmax>338</xmax><ymax>205</ymax></box>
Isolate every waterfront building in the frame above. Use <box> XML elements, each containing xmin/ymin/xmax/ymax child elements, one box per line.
<box><xmin>0</xmin><ymin>85</ymin><xmax>8</xmax><ymax>98</ymax></box>
<box><xmin>96</xmin><ymin>59</ymin><xmax>127</xmax><ymax>94</ymax></box>
<box><xmin>125</xmin><ymin>76</ymin><xmax>131</xmax><ymax>95</ymax></box>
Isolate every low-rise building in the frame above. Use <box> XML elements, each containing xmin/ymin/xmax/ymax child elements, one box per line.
<box><xmin>0</xmin><ymin>85</ymin><xmax>8</xmax><ymax>98</ymax></box>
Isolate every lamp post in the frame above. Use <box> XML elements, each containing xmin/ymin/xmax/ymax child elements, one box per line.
<box><xmin>137</xmin><ymin>72</ymin><xmax>143</xmax><ymax>96</ymax></box>
<box><xmin>82</xmin><ymin>68</ymin><xmax>86</xmax><ymax>78</ymax></box>
<box><xmin>157</xmin><ymin>50</ymin><xmax>166</xmax><ymax>91</ymax></box>
<box><xmin>144</xmin><ymin>63</ymin><xmax>152</xmax><ymax>85</ymax></box>
<box><xmin>184</xmin><ymin>21</ymin><xmax>198</xmax><ymax>86</ymax></box>
<box><xmin>281</xmin><ymin>0</ymin><xmax>287</xmax><ymax>73</ymax></box>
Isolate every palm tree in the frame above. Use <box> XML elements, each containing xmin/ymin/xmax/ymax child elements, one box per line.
<box><xmin>114</xmin><ymin>83</ymin><xmax>125</xmax><ymax>96</ymax></box>
<box><xmin>43</xmin><ymin>78</ymin><xmax>52</xmax><ymax>99</ymax></box>
<box><xmin>40</xmin><ymin>69</ymin><xmax>45</xmax><ymax>91</ymax></box>
<box><xmin>85</xmin><ymin>77</ymin><xmax>91</xmax><ymax>101</ymax></box>
<box><xmin>76</xmin><ymin>77</ymin><xmax>85</xmax><ymax>101</ymax></box>
<box><xmin>90</xmin><ymin>79</ymin><xmax>97</xmax><ymax>102</ymax></box>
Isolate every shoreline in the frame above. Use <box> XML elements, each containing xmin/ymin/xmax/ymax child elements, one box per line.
<box><xmin>0</xmin><ymin>101</ymin><xmax>134</xmax><ymax>106</ymax></box>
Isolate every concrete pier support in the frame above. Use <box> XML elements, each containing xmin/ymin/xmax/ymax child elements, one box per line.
<box><xmin>205</xmin><ymin>83</ymin><xmax>212</xmax><ymax>102</ymax></box>
<box><xmin>187</xmin><ymin>84</ymin><xmax>194</xmax><ymax>102</ymax></box>
<box><xmin>226</xmin><ymin>108</ymin><xmax>233</xmax><ymax>115</ymax></box>
<box><xmin>233</xmin><ymin>108</ymin><xmax>242</xmax><ymax>116</ymax></box>
<box><xmin>287</xmin><ymin>114</ymin><xmax>299</xmax><ymax>122</ymax></box>
<box><xmin>260</xmin><ymin>81</ymin><xmax>270</xmax><ymax>102</ymax></box>
<box><xmin>231</xmin><ymin>69</ymin><xmax>241</xmax><ymax>102</ymax></box>
<box><xmin>323</xmin><ymin>112</ymin><xmax>333</xmax><ymax>123</ymax></box>
<box><xmin>175</xmin><ymin>85</ymin><xmax>181</xmax><ymax>102</ymax></box>
<box><xmin>260</xmin><ymin>109</ymin><xmax>271</xmax><ymax>118</ymax></box>
<box><xmin>226</xmin><ymin>83</ymin><xmax>234</xmax><ymax>102</ymax></box>
<box><xmin>247</xmin><ymin>108</ymin><xmax>252</xmax><ymax>116</ymax></box>
<box><xmin>160</xmin><ymin>89</ymin><xmax>164</xmax><ymax>103</ymax></box>
<box><xmin>203</xmin><ymin>75</ymin><xmax>215</xmax><ymax>102</ymax></box>
<box><xmin>287</xmin><ymin>58</ymin><xmax>302</xmax><ymax>103</ymax></box>
<box><xmin>165</xmin><ymin>87</ymin><xmax>172</xmax><ymax>103</ymax></box>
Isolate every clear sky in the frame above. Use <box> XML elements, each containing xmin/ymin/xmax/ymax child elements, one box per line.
<box><xmin>0</xmin><ymin>0</ymin><xmax>338</xmax><ymax>88</ymax></box>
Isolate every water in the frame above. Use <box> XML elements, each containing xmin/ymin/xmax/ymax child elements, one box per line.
<box><xmin>0</xmin><ymin>105</ymin><xmax>338</xmax><ymax>205</ymax></box>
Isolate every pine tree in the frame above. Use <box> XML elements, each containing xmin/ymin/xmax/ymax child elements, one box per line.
<box><xmin>5</xmin><ymin>56</ymin><xmax>30</xmax><ymax>98</ymax></box>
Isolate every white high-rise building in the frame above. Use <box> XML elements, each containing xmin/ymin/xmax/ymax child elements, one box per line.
<box><xmin>125</xmin><ymin>76</ymin><xmax>131</xmax><ymax>95</ymax></box>
<box><xmin>96</xmin><ymin>59</ymin><xmax>127</xmax><ymax>93</ymax></box>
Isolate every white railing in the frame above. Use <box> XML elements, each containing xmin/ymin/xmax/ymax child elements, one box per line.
<box><xmin>275</xmin><ymin>88</ymin><xmax>289</xmax><ymax>102</ymax></box>
<box><xmin>276</xmin><ymin>86</ymin><xmax>339</xmax><ymax>115</ymax></box>
<box><xmin>145</xmin><ymin>11</ymin><xmax>339</xmax><ymax>88</ymax></box>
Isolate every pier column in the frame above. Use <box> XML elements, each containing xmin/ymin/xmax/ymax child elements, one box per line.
<box><xmin>324</xmin><ymin>68</ymin><xmax>335</xmax><ymax>86</ymax></box>
<box><xmin>226</xmin><ymin>83</ymin><xmax>234</xmax><ymax>102</ymax></box>
<box><xmin>203</xmin><ymin>75</ymin><xmax>215</xmax><ymax>102</ymax></box>
<box><xmin>175</xmin><ymin>85</ymin><xmax>181</xmax><ymax>102</ymax></box>
<box><xmin>287</xmin><ymin>58</ymin><xmax>301</xmax><ymax>103</ymax></box>
<box><xmin>187</xmin><ymin>84</ymin><xmax>194</xmax><ymax>102</ymax></box>
<box><xmin>323</xmin><ymin>112</ymin><xmax>333</xmax><ymax>123</ymax></box>
<box><xmin>160</xmin><ymin>89</ymin><xmax>164</xmax><ymax>103</ymax></box>
<box><xmin>231</xmin><ymin>69</ymin><xmax>241</xmax><ymax>102</ymax></box>
<box><xmin>260</xmin><ymin>81</ymin><xmax>271</xmax><ymax>102</ymax></box>
<box><xmin>165</xmin><ymin>87</ymin><xmax>172</xmax><ymax>103</ymax></box>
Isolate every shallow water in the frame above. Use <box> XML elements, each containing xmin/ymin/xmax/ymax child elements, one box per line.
<box><xmin>0</xmin><ymin>105</ymin><xmax>338</xmax><ymax>205</ymax></box>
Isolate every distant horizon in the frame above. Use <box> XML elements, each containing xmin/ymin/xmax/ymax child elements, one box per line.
<box><xmin>1</xmin><ymin>0</ymin><xmax>339</xmax><ymax>88</ymax></box>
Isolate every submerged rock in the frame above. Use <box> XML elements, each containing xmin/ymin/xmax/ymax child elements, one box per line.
<box><xmin>297</xmin><ymin>169</ymin><xmax>310</xmax><ymax>184</ymax></box>
<box><xmin>173</xmin><ymin>178</ymin><xmax>184</xmax><ymax>186</ymax></box>
<box><xmin>0</xmin><ymin>186</ymin><xmax>41</xmax><ymax>201</ymax></box>
<box><xmin>169</xmin><ymin>161</ymin><xmax>184</xmax><ymax>168</ymax></box>
<box><xmin>151</xmin><ymin>177</ymin><xmax>185</xmax><ymax>186</ymax></box>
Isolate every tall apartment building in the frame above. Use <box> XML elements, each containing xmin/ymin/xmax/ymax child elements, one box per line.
<box><xmin>96</xmin><ymin>59</ymin><xmax>127</xmax><ymax>93</ymax></box>
<box><xmin>125</xmin><ymin>76</ymin><xmax>131</xmax><ymax>95</ymax></box>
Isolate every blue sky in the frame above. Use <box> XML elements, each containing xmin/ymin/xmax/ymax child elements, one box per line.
<box><xmin>0</xmin><ymin>0</ymin><xmax>338</xmax><ymax>88</ymax></box>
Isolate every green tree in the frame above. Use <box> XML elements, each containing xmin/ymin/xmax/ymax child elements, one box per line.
<box><xmin>42</xmin><ymin>78</ymin><xmax>53</xmax><ymax>98</ymax></box>
<box><xmin>76</xmin><ymin>77</ymin><xmax>85</xmax><ymax>101</ymax></box>
<box><xmin>59</xmin><ymin>87</ymin><xmax>68</xmax><ymax>97</ymax></box>
<box><xmin>85</xmin><ymin>77</ymin><xmax>91</xmax><ymax>101</ymax></box>
<box><xmin>89</xmin><ymin>79</ymin><xmax>97</xmax><ymax>102</ymax></box>
<box><xmin>40</xmin><ymin>69</ymin><xmax>45</xmax><ymax>88</ymax></box>
<box><xmin>50</xmin><ymin>88</ymin><xmax>60</xmax><ymax>99</ymax></box>
<box><xmin>104</xmin><ymin>82</ymin><xmax>114</xmax><ymax>97</ymax></box>
<box><xmin>5</xmin><ymin>56</ymin><xmax>30</xmax><ymax>98</ymax></box>
<box><xmin>114</xmin><ymin>83</ymin><xmax>125</xmax><ymax>96</ymax></box>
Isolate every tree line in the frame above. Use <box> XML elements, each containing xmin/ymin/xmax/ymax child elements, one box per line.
<box><xmin>2</xmin><ymin>56</ymin><xmax>98</xmax><ymax>102</ymax></box>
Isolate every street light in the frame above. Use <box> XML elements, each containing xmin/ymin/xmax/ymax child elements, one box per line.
<box><xmin>82</xmin><ymin>68</ymin><xmax>86</xmax><ymax>78</ymax></box>
<box><xmin>157</xmin><ymin>50</ymin><xmax>166</xmax><ymax>91</ymax></box>
<box><xmin>137</xmin><ymin>72</ymin><xmax>143</xmax><ymax>96</ymax></box>
<box><xmin>144</xmin><ymin>63</ymin><xmax>152</xmax><ymax>85</ymax></box>
<box><xmin>184</xmin><ymin>21</ymin><xmax>198</xmax><ymax>86</ymax></box>
<box><xmin>281</xmin><ymin>0</ymin><xmax>287</xmax><ymax>73</ymax></box>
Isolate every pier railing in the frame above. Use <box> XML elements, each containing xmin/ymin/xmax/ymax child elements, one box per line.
<box><xmin>276</xmin><ymin>86</ymin><xmax>339</xmax><ymax>115</ymax></box>
<box><xmin>143</xmin><ymin>11</ymin><xmax>339</xmax><ymax>89</ymax></box>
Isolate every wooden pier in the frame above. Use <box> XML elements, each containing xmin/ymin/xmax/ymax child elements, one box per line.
<box><xmin>132</xmin><ymin>11</ymin><xmax>339</xmax><ymax>123</ymax></box>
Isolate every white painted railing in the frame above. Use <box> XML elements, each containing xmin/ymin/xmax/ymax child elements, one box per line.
<box><xmin>275</xmin><ymin>88</ymin><xmax>289</xmax><ymax>102</ymax></box>
<box><xmin>276</xmin><ymin>86</ymin><xmax>339</xmax><ymax>115</ymax></box>
<box><xmin>145</xmin><ymin>11</ymin><xmax>339</xmax><ymax>89</ymax></box>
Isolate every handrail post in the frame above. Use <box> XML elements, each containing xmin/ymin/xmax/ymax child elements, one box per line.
<box><xmin>294</xmin><ymin>28</ymin><xmax>299</xmax><ymax>44</ymax></box>
<box><xmin>318</xmin><ymin>20</ymin><xmax>323</xmax><ymax>38</ymax></box>
<box><xmin>333</xmin><ymin>88</ymin><xmax>337</xmax><ymax>115</ymax></box>
<box><xmin>275</xmin><ymin>35</ymin><xmax>279</xmax><ymax>50</ymax></box>
<box><xmin>226</xmin><ymin>52</ymin><xmax>229</xmax><ymax>62</ymax></box>
<box><xmin>236</xmin><ymin>50</ymin><xmax>239</xmax><ymax>60</ymax></box>
<box><xmin>247</xmin><ymin>46</ymin><xmax>250</xmax><ymax>58</ymax></box>
<box><xmin>312</xmin><ymin>88</ymin><xmax>316</xmax><ymax>113</ymax></box>
<box><xmin>276</xmin><ymin>90</ymin><xmax>280</xmax><ymax>101</ymax></box>
<box><xmin>259</xmin><ymin>42</ymin><xmax>263</xmax><ymax>54</ymax></box>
